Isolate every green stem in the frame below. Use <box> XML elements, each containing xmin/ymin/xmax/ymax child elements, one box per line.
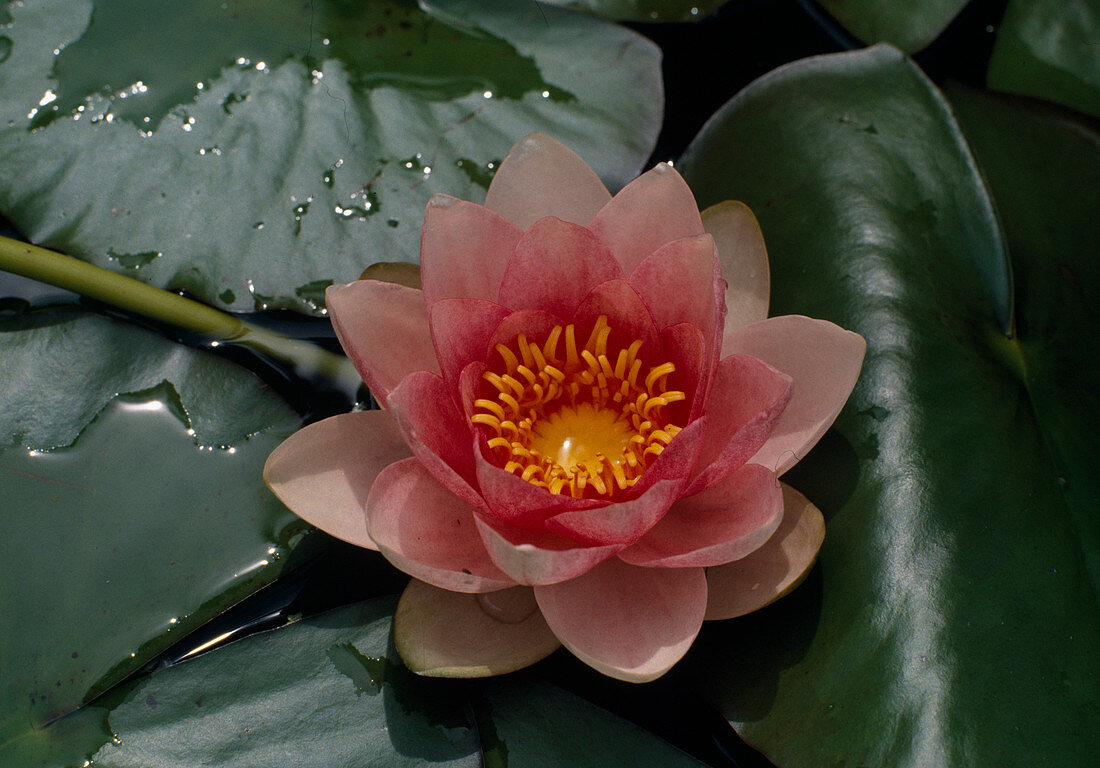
<box><xmin>0</xmin><ymin>235</ymin><xmax>363</xmax><ymax>397</ymax></box>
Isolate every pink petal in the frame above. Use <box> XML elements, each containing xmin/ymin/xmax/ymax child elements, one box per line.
<box><xmin>474</xmin><ymin>513</ymin><xmax>621</xmax><ymax>586</ymax></box>
<box><xmin>701</xmin><ymin>201</ymin><xmax>770</xmax><ymax>332</ymax></box>
<box><xmin>534</xmin><ymin>559</ymin><xmax>707</xmax><ymax>682</ymax></box>
<box><xmin>367</xmin><ymin>458</ymin><xmax>514</xmax><ymax>593</ymax></box>
<box><xmin>420</xmin><ymin>194</ymin><xmax>522</xmax><ymax>306</ymax></box>
<box><xmin>428</xmin><ymin>298</ymin><xmax>512</xmax><ymax>389</ymax></box>
<box><xmin>394</xmin><ymin>581</ymin><xmax>561</xmax><ymax>677</ymax></box>
<box><xmin>484</xmin><ymin>132</ymin><xmax>611</xmax><ymax>229</ymax></box>
<box><xmin>684</xmin><ymin>353</ymin><xmax>792</xmax><ymax>496</ymax></box>
<box><xmin>386</xmin><ymin>371</ymin><xmax>482</xmax><ymax>508</ymax></box>
<box><xmin>587</xmin><ymin>163</ymin><xmax>704</xmax><ymax>274</ymax></box>
<box><xmin>723</xmin><ymin>316</ymin><xmax>865</xmax><ymax>475</ymax></box>
<box><xmin>497</xmin><ymin>217</ymin><xmax>623</xmax><ymax>317</ymax></box>
<box><xmin>662</xmin><ymin>322</ymin><xmax>709</xmax><ymax>423</ymax></box>
<box><xmin>326</xmin><ymin>281</ymin><xmax>439</xmax><ymax>403</ymax></box>
<box><xmin>484</xmin><ymin>309</ymin><xmax>568</xmax><ymax>355</ymax></box>
<box><xmin>570</xmin><ymin>279</ymin><xmax>661</xmax><ymax>358</ymax></box>
<box><xmin>625</xmin><ymin>413</ymin><xmax>706</xmax><ymax>498</ymax></box>
<box><xmin>474</xmin><ymin>438</ymin><xmax>606</xmax><ymax>530</ymax></box>
<box><xmin>705</xmin><ymin>482</ymin><xmax>825</xmax><ymax>620</ymax></box>
<box><xmin>544</xmin><ymin>479</ymin><xmax>681</xmax><ymax>547</ymax></box>
<box><xmin>628</xmin><ymin>234</ymin><xmax>724</xmax><ymax>349</ymax></box>
<box><xmin>618</xmin><ymin>463</ymin><xmax>782</xmax><ymax>568</ymax></box>
<box><xmin>263</xmin><ymin>411</ymin><xmax>411</xmax><ymax>551</ymax></box>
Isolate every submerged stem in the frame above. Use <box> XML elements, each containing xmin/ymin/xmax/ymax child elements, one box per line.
<box><xmin>0</xmin><ymin>235</ymin><xmax>362</xmax><ymax>397</ymax></box>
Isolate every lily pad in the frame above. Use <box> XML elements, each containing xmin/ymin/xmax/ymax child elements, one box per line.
<box><xmin>538</xmin><ymin>0</ymin><xmax>727</xmax><ymax>23</ymax></box>
<box><xmin>0</xmin><ymin>308</ymin><xmax>311</xmax><ymax>764</ymax></box>
<box><xmin>813</xmin><ymin>0</ymin><xmax>967</xmax><ymax>52</ymax></box>
<box><xmin>678</xmin><ymin>44</ymin><xmax>1099</xmax><ymax>767</ymax></box>
<box><xmin>0</xmin><ymin>0</ymin><xmax>662</xmax><ymax>314</ymax></box>
<box><xmin>986</xmin><ymin>0</ymin><xmax>1100</xmax><ymax>118</ymax></box>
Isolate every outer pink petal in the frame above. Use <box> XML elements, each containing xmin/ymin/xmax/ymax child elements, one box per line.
<box><xmin>534</xmin><ymin>559</ymin><xmax>707</xmax><ymax>682</ymax></box>
<box><xmin>420</xmin><ymin>194</ymin><xmax>522</xmax><ymax>306</ymax></box>
<box><xmin>587</xmin><ymin>163</ymin><xmax>705</xmax><ymax>274</ymax></box>
<box><xmin>497</xmin><ymin>217</ymin><xmax>623</xmax><ymax>317</ymax></box>
<box><xmin>544</xmin><ymin>479</ymin><xmax>681</xmax><ymax>547</ymax></box>
<box><xmin>367</xmin><ymin>458</ymin><xmax>515</xmax><ymax>593</ymax></box>
<box><xmin>428</xmin><ymin>298</ymin><xmax>512</xmax><ymax>389</ymax></box>
<box><xmin>723</xmin><ymin>316</ymin><xmax>865</xmax><ymax>476</ymax></box>
<box><xmin>474</xmin><ymin>438</ymin><xmax>605</xmax><ymax>530</ymax></box>
<box><xmin>628</xmin><ymin>234</ymin><xmax>723</xmax><ymax>350</ymax></box>
<box><xmin>702</xmin><ymin>201</ymin><xmax>770</xmax><ymax>332</ymax></box>
<box><xmin>483</xmin><ymin>132</ymin><xmax>611</xmax><ymax>229</ymax></box>
<box><xmin>685</xmin><ymin>354</ymin><xmax>792</xmax><ymax>496</ymax></box>
<box><xmin>705</xmin><ymin>482</ymin><xmax>825</xmax><ymax>620</ymax></box>
<box><xmin>326</xmin><ymin>281</ymin><xmax>439</xmax><ymax>403</ymax></box>
<box><xmin>387</xmin><ymin>371</ymin><xmax>482</xmax><ymax>508</ymax></box>
<box><xmin>618</xmin><ymin>463</ymin><xmax>782</xmax><ymax>568</ymax></box>
<box><xmin>474</xmin><ymin>513</ymin><xmax>621</xmax><ymax>586</ymax></box>
<box><xmin>263</xmin><ymin>411</ymin><xmax>411</xmax><ymax>551</ymax></box>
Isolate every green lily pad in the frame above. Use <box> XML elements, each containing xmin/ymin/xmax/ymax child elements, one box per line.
<box><xmin>0</xmin><ymin>308</ymin><xmax>311</xmax><ymax>764</ymax></box>
<box><xmin>0</xmin><ymin>0</ymin><xmax>662</xmax><ymax>314</ymax></box>
<box><xmin>987</xmin><ymin>0</ymin><xmax>1100</xmax><ymax>118</ymax></box>
<box><xmin>814</xmin><ymin>0</ymin><xmax>967</xmax><ymax>52</ymax></box>
<box><xmin>678</xmin><ymin>44</ymin><xmax>1099</xmax><ymax>767</ymax></box>
<box><xmin>538</xmin><ymin>0</ymin><xmax>727</xmax><ymax>23</ymax></box>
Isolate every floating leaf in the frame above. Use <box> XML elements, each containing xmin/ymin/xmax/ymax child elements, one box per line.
<box><xmin>538</xmin><ymin>0</ymin><xmax>727</xmax><ymax>23</ymax></box>
<box><xmin>814</xmin><ymin>0</ymin><xmax>967</xmax><ymax>52</ymax></box>
<box><xmin>0</xmin><ymin>0</ymin><xmax>662</xmax><ymax>313</ymax></box>
<box><xmin>0</xmin><ymin>309</ymin><xmax>312</xmax><ymax>764</ymax></box>
<box><xmin>678</xmin><ymin>44</ymin><xmax>1099</xmax><ymax>767</ymax></box>
<box><xmin>986</xmin><ymin>0</ymin><xmax>1100</xmax><ymax>117</ymax></box>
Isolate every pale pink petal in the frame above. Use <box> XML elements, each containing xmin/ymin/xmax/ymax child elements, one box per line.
<box><xmin>484</xmin><ymin>132</ymin><xmax>611</xmax><ymax>229</ymax></box>
<box><xmin>420</xmin><ymin>194</ymin><xmax>522</xmax><ymax>306</ymax></box>
<box><xmin>534</xmin><ymin>559</ymin><xmax>707</xmax><ymax>682</ymax></box>
<box><xmin>684</xmin><ymin>354</ymin><xmax>792</xmax><ymax>496</ymax></box>
<box><xmin>702</xmin><ymin>201</ymin><xmax>770</xmax><ymax>331</ymax></box>
<box><xmin>497</xmin><ymin>217</ymin><xmax>623</xmax><ymax>317</ymax></box>
<box><xmin>588</xmin><ymin>163</ymin><xmax>704</xmax><ymax>274</ymax></box>
<box><xmin>570</xmin><ymin>279</ymin><xmax>661</xmax><ymax>357</ymax></box>
<box><xmin>367</xmin><ymin>458</ymin><xmax>514</xmax><ymax>593</ymax></box>
<box><xmin>394</xmin><ymin>581</ymin><xmax>560</xmax><ymax>677</ymax></box>
<box><xmin>723</xmin><ymin>316</ymin><xmax>865</xmax><ymax>475</ymax></box>
<box><xmin>386</xmin><ymin>371</ymin><xmax>482</xmax><ymax>508</ymax></box>
<box><xmin>544</xmin><ymin>479</ymin><xmax>681</xmax><ymax>547</ymax></box>
<box><xmin>326</xmin><ymin>281</ymin><xmax>439</xmax><ymax>403</ymax></box>
<box><xmin>428</xmin><ymin>298</ymin><xmax>512</xmax><ymax>389</ymax></box>
<box><xmin>474</xmin><ymin>439</ymin><xmax>605</xmax><ymax>530</ymax></box>
<box><xmin>263</xmin><ymin>411</ymin><xmax>410</xmax><ymax>551</ymax></box>
<box><xmin>705</xmin><ymin>482</ymin><xmax>825</xmax><ymax>620</ymax></box>
<box><xmin>618</xmin><ymin>463</ymin><xmax>782</xmax><ymax>568</ymax></box>
<box><xmin>474</xmin><ymin>513</ymin><xmax>621</xmax><ymax>586</ymax></box>
<box><xmin>628</xmin><ymin>234</ymin><xmax>723</xmax><ymax>349</ymax></box>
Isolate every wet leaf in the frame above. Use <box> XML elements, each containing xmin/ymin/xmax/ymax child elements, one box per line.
<box><xmin>814</xmin><ymin>0</ymin><xmax>967</xmax><ymax>52</ymax></box>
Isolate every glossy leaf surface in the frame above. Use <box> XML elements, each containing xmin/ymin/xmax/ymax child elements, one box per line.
<box><xmin>0</xmin><ymin>0</ymin><xmax>661</xmax><ymax>313</ymax></box>
<box><xmin>814</xmin><ymin>0</ymin><xmax>967</xmax><ymax>51</ymax></box>
<box><xmin>0</xmin><ymin>310</ymin><xmax>308</xmax><ymax>764</ymax></box>
<box><xmin>986</xmin><ymin>0</ymin><xmax>1100</xmax><ymax>117</ymax></box>
<box><xmin>678</xmin><ymin>44</ymin><xmax>1099</xmax><ymax>767</ymax></box>
<box><xmin>539</xmin><ymin>0</ymin><xmax>726</xmax><ymax>23</ymax></box>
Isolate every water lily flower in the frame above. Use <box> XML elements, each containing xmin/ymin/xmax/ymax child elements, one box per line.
<box><xmin>264</xmin><ymin>134</ymin><xmax>864</xmax><ymax>682</ymax></box>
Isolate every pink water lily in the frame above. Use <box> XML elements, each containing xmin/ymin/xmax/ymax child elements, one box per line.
<box><xmin>264</xmin><ymin>133</ymin><xmax>864</xmax><ymax>682</ymax></box>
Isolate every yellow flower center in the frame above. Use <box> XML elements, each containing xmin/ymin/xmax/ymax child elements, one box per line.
<box><xmin>471</xmin><ymin>315</ymin><xmax>684</xmax><ymax>499</ymax></box>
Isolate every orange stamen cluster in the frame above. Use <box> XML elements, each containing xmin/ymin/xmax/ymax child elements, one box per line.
<box><xmin>471</xmin><ymin>315</ymin><xmax>685</xmax><ymax>499</ymax></box>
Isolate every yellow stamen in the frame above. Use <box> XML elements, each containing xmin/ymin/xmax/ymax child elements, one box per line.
<box><xmin>472</xmin><ymin>315</ymin><xmax>686</xmax><ymax>500</ymax></box>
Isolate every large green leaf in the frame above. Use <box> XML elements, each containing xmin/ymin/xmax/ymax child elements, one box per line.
<box><xmin>986</xmin><ymin>0</ymin><xmax>1100</xmax><ymax>118</ymax></box>
<box><xmin>538</xmin><ymin>0</ymin><xmax>726</xmax><ymax>23</ymax></box>
<box><xmin>0</xmin><ymin>0</ymin><xmax>661</xmax><ymax>314</ymax></box>
<box><xmin>22</xmin><ymin>597</ymin><xmax>708</xmax><ymax>767</ymax></box>
<box><xmin>814</xmin><ymin>0</ymin><xmax>967</xmax><ymax>52</ymax></box>
<box><xmin>0</xmin><ymin>308</ymin><xmax>313</xmax><ymax>764</ymax></box>
<box><xmin>678</xmin><ymin>44</ymin><xmax>1099</xmax><ymax>767</ymax></box>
